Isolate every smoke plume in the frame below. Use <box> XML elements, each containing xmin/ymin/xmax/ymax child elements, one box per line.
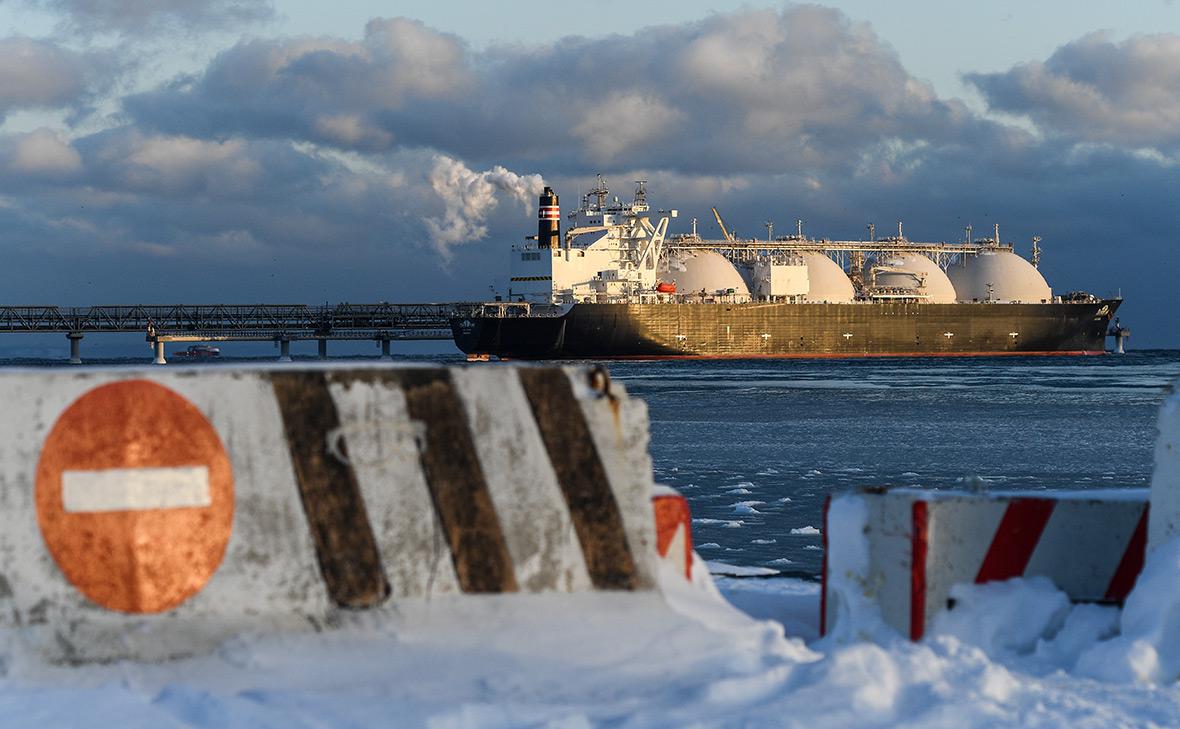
<box><xmin>424</xmin><ymin>155</ymin><xmax>544</xmax><ymax>257</ymax></box>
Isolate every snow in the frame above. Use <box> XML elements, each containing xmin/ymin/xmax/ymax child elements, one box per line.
<box><xmin>731</xmin><ymin>501</ymin><xmax>764</xmax><ymax>514</ymax></box>
<box><xmin>716</xmin><ymin>576</ymin><xmax>820</xmax><ymax>642</ymax></box>
<box><xmin>6</xmin><ymin>540</ymin><xmax>1180</xmax><ymax>726</ymax></box>
<box><xmin>706</xmin><ymin>560</ymin><xmax>780</xmax><ymax>577</ymax></box>
<box><xmin>650</xmin><ymin>484</ymin><xmax>681</xmax><ymax>498</ymax></box>
<box><xmin>819</xmin><ymin>494</ymin><xmax>898</xmax><ymax>645</ymax></box>
<box><xmin>692</xmin><ymin>518</ymin><xmax>744</xmax><ymax>528</ymax></box>
<box><xmin>931</xmin><ymin>577</ymin><xmax>1073</xmax><ymax>658</ymax></box>
<box><xmin>3</xmin><ymin>555</ymin><xmax>1180</xmax><ymax>727</ymax></box>
<box><xmin>1076</xmin><ymin>536</ymin><xmax>1180</xmax><ymax>684</ymax></box>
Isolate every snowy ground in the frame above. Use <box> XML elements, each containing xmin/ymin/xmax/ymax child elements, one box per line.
<box><xmin>3</xmin><ymin>552</ymin><xmax>1180</xmax><ymax>729</ymax></box>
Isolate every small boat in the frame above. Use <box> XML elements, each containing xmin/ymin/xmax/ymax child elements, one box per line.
<box><xmin>173</xmin><ymin>344</ymin><xmax>221</xmax><ymax>359</ymax></box>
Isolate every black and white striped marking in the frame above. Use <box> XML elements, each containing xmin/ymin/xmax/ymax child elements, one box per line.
<box><xmin>269</xmin><ymin>367</ymin><xmax>650</xmax><ymax>605</ymax></box>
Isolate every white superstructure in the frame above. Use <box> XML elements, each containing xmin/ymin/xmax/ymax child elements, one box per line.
<box><xmin>502</xmin><ymin>181</ymin><xmax>1065</xmax><ymax>308</ymax></box>
<box><xmin>508</xmin><ymin>178</ymin><xmax>676</xmax><ymax>305</ymax></box>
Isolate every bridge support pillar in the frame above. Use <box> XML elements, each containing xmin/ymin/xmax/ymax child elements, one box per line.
<box><xmin>66</xmin><ymin>332</ymin><xmax>83</xmax><ymax>365</ymax></box>
<box><xmin>152</xmin><ymin>340</ymin><xmax>166</xmax><ymax>365</ymax></box>
<box><xmin>378</xmin><ymin>337</ymin><xmax>391</xmax><ymax>360</ymax></box>
<box><xmin>317</xmin><ymin>339</ymin><xmax>328</xmax><ymax>359</ymax></box>
<box><xmin>1114</xmin><ymin>330</ymin><xmax>1129</xmax><ymax>354</ymax></box>
<box><xmin>278</xmin><ymin>339</ymin><xmax>292</xmax><ymax>362</ymax></box>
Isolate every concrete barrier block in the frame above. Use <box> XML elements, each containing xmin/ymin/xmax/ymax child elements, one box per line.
<box><xmin>0</xmin><ymin>364</ymin><xmax>660</xmax><ymax>663</ymax></box>
<box><xmin>1150</xmin><ymin>384</ymin><xmax>1180</xmax><ymax>553</ymax></box>
<box><xmin>822</xmin><ymin>488</ymin><xmax>1149</xmax><ymax>640</ymax></box>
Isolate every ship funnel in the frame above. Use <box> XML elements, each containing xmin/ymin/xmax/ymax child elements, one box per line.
<box><xmin>538</xmin><ymin>186</ymin><xmax>560</xmax><ymax>249</ymax></box>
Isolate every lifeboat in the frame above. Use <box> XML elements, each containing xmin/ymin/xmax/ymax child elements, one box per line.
<box><xmin>656</xmin><ymin>282</ymin><xmax>677</xmax><ymax>294</ymax></box>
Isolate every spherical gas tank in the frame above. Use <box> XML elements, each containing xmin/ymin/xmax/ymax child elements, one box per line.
<box><xmin>872</xmin><ymin>253</ymin><xmax>957</xmax><ymax>303</ymax></box>
<box><xmin>800</xmin><ymin>252</ymin><xmax>854</xmax><ymax>303</ymax></box>
<box><xmin>948</xmin><ymin>250</ymin><xmax>1052</xmax><ymax>303</ymax></box>
<box><xmin>660</xmin><ymin>251</ymin><xmax>751</xmax><ymax>298</ymax></box>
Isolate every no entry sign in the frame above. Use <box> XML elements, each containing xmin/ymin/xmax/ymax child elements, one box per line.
<box><xmin>35</xmin><ymin>380</ymin><xmax>234</xmax><ymax>614</ymax></box>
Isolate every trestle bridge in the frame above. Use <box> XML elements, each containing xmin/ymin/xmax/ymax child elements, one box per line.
<box><xmin>0</xmin><ymin>303</ymin><xmax>480</xmax><ymax>363</ymax></box>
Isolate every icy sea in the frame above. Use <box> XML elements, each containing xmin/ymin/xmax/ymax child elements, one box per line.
<box><xmin>15</xmin><ymin>348</ymin><xmax>1180</xmax><ymax>581</ymax></box>
<box><xmin>607</xmin><ymin>350</ymin><xmax>1180</xmax><ymax>579</ymax></box>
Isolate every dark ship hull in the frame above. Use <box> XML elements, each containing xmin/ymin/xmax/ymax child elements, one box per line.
<box><xmin>452</xmin><ymin>299</ymin><xmax>1120</xmax><ymax>359</ymax></box>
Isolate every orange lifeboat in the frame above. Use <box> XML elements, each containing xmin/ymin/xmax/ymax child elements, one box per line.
<box><xmin>656</xmin><ymin>282</ymin><xmax>677</xmax><ymax>294</ymax></box>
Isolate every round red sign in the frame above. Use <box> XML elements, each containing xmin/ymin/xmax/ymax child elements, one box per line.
<box><xmin>35</xmin><ymin>380</ymin><xmax>234</xmax><ymax>614</ymax></box>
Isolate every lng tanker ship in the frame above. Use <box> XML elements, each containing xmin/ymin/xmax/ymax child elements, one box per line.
<box><xmin>451</xmin><ymin>179</ymin><xmax>1120</xmax><ymax>359</ymax></box>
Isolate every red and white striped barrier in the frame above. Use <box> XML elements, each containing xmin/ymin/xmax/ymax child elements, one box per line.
<box><xmin>822</xmin><ymin>488</ymin><xmax>1149</xmax><ymax>640</ymax></box>
<box><xmin>652</xmin><ymin>486</ymin><xmax>693</xmax><ymax>580</ymax></box>
<box><xmin>0</xmin><ymin>364</ymin><xmax>663</xmax><ymax>663</ymax></box>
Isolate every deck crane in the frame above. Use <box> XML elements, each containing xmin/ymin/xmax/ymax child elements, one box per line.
<box><xmin>711</xmin><ymin>207</ymin><xmax>736</xmax><ymax>242</ymax></box>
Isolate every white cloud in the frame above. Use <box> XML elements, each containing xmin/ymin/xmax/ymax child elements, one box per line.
<box><xmin>0</xmin><ymin>37</ymin><xmax>107</xmax><ymax>118</ymax></box>
<box><xmin>572</xmin><ymin>92</ymin><xmax>684</xmax><ymax>162</ymax></box>
<box><xmin>24</xmin><ymin>0</ymin><xmax>273</xmax><ymax>35</ymax></box>
<box><xmin>312</xmin><ymin>114</ymin><xmax>394</xmax><ymax>150</ymax></box>
<box><xmin>968</xmin><ymin>32</ymin><xmax>1180</xmax><ymax>148</ymax></box>
<box><xmin>111</xmin><ymin>133</ymin><xmax>263</xmax><ymax>195</ymax></box>
<box><xmin>7</xmin><ymin>128</ymin><xmax>82</xmax><ymax>176</ymax></box>
<box><xmin>124</xmin><ymin>6</ymin><xmax>965</xmax><ymax>174</ymax></box>
<box><xmin>362</xmin><ymin>18</ymin><xmax>472</xmax><ymax>101</ymax></box>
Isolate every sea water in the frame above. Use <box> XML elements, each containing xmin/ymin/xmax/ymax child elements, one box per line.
<box><xmin>17</xmin><ymin>350</ymin><xmax>1180</xmax><ymax>580</ymax></box>
<box><xmin>608</xmin><ymin>351</ymin><xmax>1180</xmax><ymax>579</ymax></box>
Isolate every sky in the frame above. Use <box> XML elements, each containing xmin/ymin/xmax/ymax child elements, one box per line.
<box><xmin>0</xmin><ymin>0</ymin><xmax>1177</xmax><ymax>347</ymax></box>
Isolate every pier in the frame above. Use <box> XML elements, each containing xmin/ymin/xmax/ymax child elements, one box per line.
<box><xmin>0</xmin><ymin>303</ymin><xmax>480</xmax><ymax>363</ymax></box>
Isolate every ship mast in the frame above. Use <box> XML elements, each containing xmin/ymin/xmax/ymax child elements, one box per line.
<box><xmin>590</xmin><ymin>174</ymin><xmax>608</xmax><ymax>209</ymax></box>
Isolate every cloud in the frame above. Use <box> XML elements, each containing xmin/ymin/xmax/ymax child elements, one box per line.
<box><xmin>967</xmin><ymin>32</ymin><xmax>1180</xmax><ymax>149</ymax></box>
<box><xmin>3</xmin><ymin>128</ymin><xmax>83</xmax><ymax>177</ymax></box>
<box><xmin>0</xmin><ymin>37</ymin><xmax>112</xmax><ymax>120</ymax></box>
<box><xmin>423</xmin><ymin>155</ymin><xmax>544</xmax><ymax>257</ymax></box>
<box><xmin>124</xmin><ymin>6</ymin><xmax>973</xmax><ymax>175</ymax></box>
<box><xmin>571</xmin><ymin>92</ymin><xmax>684</xmax><ymax>162</ymax></box>
<box><xmin>23</xmin><ymin>0</ymin><xmax>273</xmax><ymax>36</ymax></box>
<box><xmin>125</xmin><ymin>18</ymin><xmax>470</xmax><ymax>149</ymax></box>
<box><xmin>0</xmin><ymin>127</ymin><xmax>540</xmax><ymax>284</ymax></box>
<box><xmin>91</xmin><ymin>131</ymin><xmax>267</xmax><ymax>196</ymax></box>
<box><xmin>312</xmin><ymin>113</ymin><xmax>394</xmax><ymax>150</ymax></box>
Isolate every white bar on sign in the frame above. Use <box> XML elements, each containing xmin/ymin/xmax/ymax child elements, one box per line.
<box><xmin>62</xmin><ymin>466</ymin><xmax>212</xmax><ymax>513</ymax></box>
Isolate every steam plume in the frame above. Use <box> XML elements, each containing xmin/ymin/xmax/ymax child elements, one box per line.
<box><xmin>424</xmin><ymin>155</ymin><xmax>544</xmax><ymax>257</ymax></box>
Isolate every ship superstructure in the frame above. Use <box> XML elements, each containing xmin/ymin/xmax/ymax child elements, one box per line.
<box><xmin>508</xmin><ymin>178</ymin><xmax>675</xmax><ymax>305</ymax></box>
<box><xmin>453</xmin><ymin>180</ymin><xmax>1121</xmax><ymax>359</ymax></box>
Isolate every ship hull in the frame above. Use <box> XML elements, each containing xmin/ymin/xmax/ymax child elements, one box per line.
<box><xmin>452</xmin><ymin>300</ymin><xmax>1120</xmax><ymax>359</ymax></box>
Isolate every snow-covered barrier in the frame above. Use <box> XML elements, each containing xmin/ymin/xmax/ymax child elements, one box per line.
<box><xmin>822</xmin><ymin>488</ymin><xmax>1148</xmax><ymax>640</ymax></box>
<box><xmin>0</xmin><ymin>364</ymin><xmax>661</xmax><ymax>663</ymax></box>
<box><xmin>1149</xmin><ymin>383</ymin><xmax>1180</xmax><ymax>553</ymax></box>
